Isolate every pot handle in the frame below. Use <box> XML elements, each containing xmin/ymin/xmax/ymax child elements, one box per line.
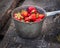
<box><xmin>46</xmin><ymin>10</ymin><xmax>60</xmax><ymax>16</ymax></box>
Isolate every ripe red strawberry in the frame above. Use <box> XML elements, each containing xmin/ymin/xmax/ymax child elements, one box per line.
<box><xmin>29</xmin><ymin>13</ymin><xmax>36</xmax><ymax>21</ymax></box>
<box><xmin>28</xmin><ymin>13</ymin><xmax>31</xmax><ymax>16</ymax></box>
<box><xmin>28</xmin><ymin>6</ymin><xmax>36</xmax><ymax>13</ymax></box>
<box><xmin>25</xmin><ymin>17</ymin><xmax>30</xmax><ymax>21</ymax></box>
<box><xmin>34</xmin><ymin>18</ymin><xmax>42</xmax><ymax>22</ymax></box>
<box><xmin>21</xmin><ymin>10</ymin><xmax>28</xmax><ymax>17</ymax></box>
<box><xmin>38</xmin><ymin>14</ymin><xmax>45</xmax><ymax>19</ymax></box>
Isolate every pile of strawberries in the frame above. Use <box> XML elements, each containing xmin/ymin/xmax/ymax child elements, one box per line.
<box><xmin>13</xmin><ymin>6</ymin><xmax>45</xmax><ymax>23</ymax></box>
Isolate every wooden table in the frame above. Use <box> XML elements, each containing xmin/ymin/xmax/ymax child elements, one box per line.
<box><xmin>0</xmin><ymin>0</ymin><xmax>60</xmax><ymax>48</ymax></box>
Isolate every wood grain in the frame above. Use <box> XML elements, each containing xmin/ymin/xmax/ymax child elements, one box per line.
<box><xmin>0</xmin><ymin>0</ymin><xmax>20</xmax><ymax>30</ymax></box>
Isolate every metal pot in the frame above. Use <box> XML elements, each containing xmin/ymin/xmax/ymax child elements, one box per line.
<box><xmin>11</xmin><ymin>5</ymin><xmax>60</xmax><ymax>39</ymax></box>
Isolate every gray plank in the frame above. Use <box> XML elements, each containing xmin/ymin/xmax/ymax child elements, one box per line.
<box><xmin>0</xmin><ymin>0</ymin><xmax>20</xmax><ymax>30</ymax></box>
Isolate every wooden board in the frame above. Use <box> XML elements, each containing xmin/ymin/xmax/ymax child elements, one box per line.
<box><xmin>0</xmin><ymin>14</ymin><xmax>60</xmax><ymax>48</ymax></box>
<box><xmin>0</xmin><ymin>0</ymin><xmax>20</xmax><ymax>31</ymax></box>
<box><xmin>0</xmin><ymin>0</ymin><xmax>60</xmax><ymax>48</ymax></box>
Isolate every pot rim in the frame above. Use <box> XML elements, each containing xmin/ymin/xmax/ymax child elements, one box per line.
<box><xmin>11</xmin><ymin>5</ymin><xmax>46</xmax><ymax>24</ymax></box>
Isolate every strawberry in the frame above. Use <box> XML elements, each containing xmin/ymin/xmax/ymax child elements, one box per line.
<box><xmin>34</xmin><ymin>18</ymin><xmax>42</xmax><ymax>22</ymax></box>
<box><xmin>38</xmin><ymin>14</ymin><xmax>45</xmax><ymax>19</ymax></box>
<box><xmin>28</xmin><ymin>6</ymin><xmax>36</xmax><ymax>13</ymax></box>
<box><xmin>25</xmin><ymin>17</ymin><xmax>30</xmax><ymax>21</ymax></box>
<box><xmin>29</xmin><ymin>13</ymin><xmax>36</xmax><ymax>21</ymax></box>
<box><xmin>28</xmin><ymin>13</ymin><xmax>31</xmax><ymax>16</ymax></box>
<box><xmin>21</xmin><ymin>10</ymin><xmax>28</xmax><ymax>17</ymax></box>
<box><xmin>14</xmin><ymin>13</ymin><xmax>23</xmax><ymax>20</ymax></box>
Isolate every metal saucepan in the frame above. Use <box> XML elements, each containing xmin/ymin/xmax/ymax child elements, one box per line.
<box><xmin>11</xmin><ymin>5</ymin><xmax>60</xmax><ymax>39</ymax></box>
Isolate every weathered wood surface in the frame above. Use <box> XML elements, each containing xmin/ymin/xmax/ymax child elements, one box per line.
<box><xmin>0</xmin><ymin>0</ymin><xmax>60</xmax><ymax>48</ymax></box>
<box><xmin>0</xmin><ymin>0</ymin><xmax>20</xmax><ymax>31</ymax></box>
<box><xmin>22</xmin><ymin>0</ymin><xmax>60</xmax><ymax>11</ymax></box>
<box><xmin>0</xmin><ymin>14</ymin><xmax>60</xmax><ymax>48</ymax></box>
